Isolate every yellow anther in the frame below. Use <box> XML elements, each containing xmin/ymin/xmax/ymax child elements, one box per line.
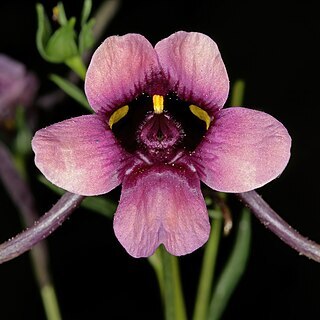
<box><xmin>153</xmin><ymin>95</ymin><xmax>164</xmax><ymax>114</ymax></box>
<box><xmin>108</xmin><ymin>105</ymin><xmax>129</xmax><ymax>129</ymax></box>
<box><xmin>52</xmin><ymin>6</ymin><xmax>59</xmax><ymax>21</ymax></box>
<box><xmin>189</xmin><ymin>105</ymin><xmax>211</xmax><ymax>130</ymax></box>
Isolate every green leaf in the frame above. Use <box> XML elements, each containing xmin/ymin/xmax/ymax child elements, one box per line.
<box><xmin>46</xmin><ymin>18</ymin><xmax>78</xmax><ymax>63</ymax></box>
<box><xmin>14</xmin><ymin>107</ymin><xmax>32</xmax><ymax>157</ymax></box>
<box><xmin>81</xmin><ymin>0</ymin><xmax>93</xmax><ymax>26</ymax></box>
<box><xmin>193</xmin><ymin>214</ymin><xmax>222</xmax><ymax>320</ymax></box>
<box><xmin>35</xmin><ymin>3</ymin><xmax>52</xmax><ymax>61</ymax></box>
<box><xmin>81</xmin><ymin>196</ymin><xmax>116</xmax><ymax>218</ymax></box>
<box><xmin>208</xmin><ymin>208</ymin><xmax>251</xmax><ymax>320</ymax></box>
<box><xmin>49</xmin><ymin>74</ymin><xmax>91</xmax><ymax>111</ymax></box>
<box><xmin>78</xmin><ymin>18</ymin><xmax>96</xmax><ymax>54</ymax></box>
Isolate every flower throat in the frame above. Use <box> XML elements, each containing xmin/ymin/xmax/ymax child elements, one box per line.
<box><xmin>110</xmin><ymin>92</ymin><xmax>209</xmax><ymax>161</ymax></box>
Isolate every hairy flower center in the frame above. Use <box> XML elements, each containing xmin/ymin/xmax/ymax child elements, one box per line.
<box><xmin>110</xmin><ymin>93</ymin><xmax>209</xmax><ymax>162</ymax></box>
<box><xmin>137</xmin><ymin>112</ymin><xmax>183</xmax><ymax>162</ymax></box>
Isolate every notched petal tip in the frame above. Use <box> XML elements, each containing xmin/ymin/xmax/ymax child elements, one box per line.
<box><xmin>113</xmin><ymin>164</ymin><xmax>210</xmax><ymax>258</ymax></box>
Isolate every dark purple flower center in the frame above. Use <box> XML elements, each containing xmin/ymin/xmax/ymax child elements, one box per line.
<box><xmin>137</xmin><ymin>112</ymin><xmax>183</xmax><ymax>162</ymax></box>
<box><xmin>111</xmin><ymin>93</ymin><xmax>207</xmax><ymax>163</ymax></box>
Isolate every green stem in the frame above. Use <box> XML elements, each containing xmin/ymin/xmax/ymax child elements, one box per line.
<box><xmin>148</xmin><ymin>250</ymin><xmax>164</xmax><ymax>300</ymax></box>
<box><xmin>65</xmin><ymin>55</ymin><xmax>87</xmax><ymax>80</ymax></box>
<box><xmin>160</xmin><ymin>246</ymin><xmax>187</xmax><ymax>320</ymax></box>
<box><xmin>28</xmin><ymin>244</ymin><xmax>62</xmax><ymax>320</ymax></box>
<box><xmin>193</xmin><ymin>215</ymin><xmax>222</xmax><ymax>320</ymax></box>
<box><xmin>208</xmin><ymin>209</ymin><xmax>251</xmax><ymax>320</ymax></box>
<box><xmin>230</xmin><ymin>79</ymin><xmax>245</xmax><ymax>106</ymax></box>
<box><xmin>49</xmin><ymin>74</ymin><xmax>91</xmax><ymax>111</ymax></box>
<box><xmin>40</xmin><ymin>284</ymin><xmax>62</xmax><ymax>320</ymax></box>
<box><xmin>0</xmin><ymin>143</ymin><xmax>62</xmax><ymax>320</ymax></box>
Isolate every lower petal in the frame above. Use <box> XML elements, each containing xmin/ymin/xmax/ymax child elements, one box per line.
<box><xmin>113</xmin><ymin>164</ymin><xmax>210</xmax><ymax>258</ymax></box>
<box><xmin>32</xmin><ymin>114</ymin><xmax>128</xmax><ymax>195</ymax></box>
<box><xmin>193</xmin><ymin>107</ymin><xmax>291</xmax><ymax>192</ymax></box>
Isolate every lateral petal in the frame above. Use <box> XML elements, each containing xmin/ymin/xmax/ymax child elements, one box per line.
<box><xmin>193</xmin><ymin>107</ymin><xmax>291</xmax><ymax>192</ymax></box>
<box><xmin>32</xmin><ymin>115</ymin><xmax>128</xmax><ymax>195</ymax></box>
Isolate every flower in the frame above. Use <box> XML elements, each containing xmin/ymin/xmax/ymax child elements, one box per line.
<box><xmin>0</xmin><ymin>54</ymin><xmax>39</xmax><ymax>121</ymax></box>
<box><xmin>32</xmin><ymin>31</ymin><xmax>291</xmax><ymax>258</ymax></box>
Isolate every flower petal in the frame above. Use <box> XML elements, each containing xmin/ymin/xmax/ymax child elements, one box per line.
<box><xmin>85</xmin><ymin>34</ymin><xmax>161</xmax><ymax>114</ymax></box>
<box><xmin>193</xmin><ymin>107</ymin><xmax>291</xmax><ymax>192</ymax></box>
<box><xmin>113</xmin><ymin>165</ymin><xmax>210</xmax><ymax>258</ymax></box>
<box><xmin>32</xmin><ymin>115</ymin><xmax>127</xmax><ymax>195</ymax></box>
<box><xmin>155</xmin><ymin>31</ymin><xmax>229</xmax><ymax>113</ymax></box>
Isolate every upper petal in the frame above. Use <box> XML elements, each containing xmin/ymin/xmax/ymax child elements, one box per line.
<box><xmin>193</xmin><ymin>107</ymin><xmax>291</xmax><ymax>192</ymax></box>
<box><xmin>85</xmin><ymin>34</ymin><xmax>161</xmax><ymax>114</ymax></box>
<box><xmin>113</xmin><ymin>165</ymin><xmax>210</xmax><ymax>258</ymax></box>
<box><xmin>32</xmin><ymin>114</ymin><xmax>128</xmax><ymax>196</ymax></box>
<box><xmin>155</xmin><ymin>31</ymin><xmax>229</xmax><ymax>114</ymax></box>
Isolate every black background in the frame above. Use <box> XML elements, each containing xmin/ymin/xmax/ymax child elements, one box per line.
<box><xmin>1</xmin><ymin>0</ymin><xmax>320</xmax><ymax>319</ymax></box>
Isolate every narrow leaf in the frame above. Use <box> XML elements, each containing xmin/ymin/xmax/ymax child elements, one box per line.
<box><xmin>208</xmin><ymin>209</ymin><xmax>251</xmax><ymax>320</ymax></box>
<box><xmin>49</xmin><ymin>74</ymin><xmax>91</xmax><ymax>111</ymax></box>
<box><xmin>193</xmin><ymin>213</ymin><xmax>222</xmax><ymax>320</ymax></box>
<box><xmin>81</xmin><ymin>0</ymin><xmax>93</xmax><ymax>26</ymax></box>
<box><xmin>56</xmin><ymin>2</ymin><xmax>68</xmax><ymax>26</ymax></box>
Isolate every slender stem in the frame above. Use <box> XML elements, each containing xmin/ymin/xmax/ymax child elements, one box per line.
<box><xmin>65</xmin><ymin>56</ymin><xmax>87</xmax><ymax>80</ymax></box>
<box><xmin>230</xmin><ymin>79</ymin><xmax>245</xmax><ymax>106</ymax></box>
<box><xmin>41</xmin><ymin>285</ymin><xmax>62</xmax><ymax>320</ymax></box>
<box><xmin>237</xmin><ymin>190</ymin><xmax>320</xmax><ymax>263</ymax></box>
<box><xmin>208</xmin><ymin>209</ymin><xmax>251</xmax><ymax>320</ymax></box>
<box><xmin>0</xmin><ymin>192</ymin><xmax>84</xmax><ymax>264</ymax></box>
<box><xmin>193</xmin><ymin>215</ymin><xmax>222</xmax><ymax>320</ymax></box>
<box><xmin>148</xmin><ymin>249</ymin><xmax>164</xmax><ymax>300</ymax></box>
<box><xmin>0</xmin><ymin>142</ymin><xmax>63</xmax><ymax>319</ymax></box>
<box><xmin>160</xmin><ymin>246</ymin><xmax>187</xmax><ymax>320</ymax></box>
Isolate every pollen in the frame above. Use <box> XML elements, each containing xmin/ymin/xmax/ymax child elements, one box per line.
<box><xmin>109</xmin><ymin>105</ymin><xmax>129</xmax><ymax>129</ymax></box>
<box><xmin>189</xmin><ymin>105</ymin><xmax>211</xmax><ymax>130</ymax></box>
<box><xmin>153</xmin><ymin>95</ymin><xmax>164</xmax><ymax>114</ymax></box>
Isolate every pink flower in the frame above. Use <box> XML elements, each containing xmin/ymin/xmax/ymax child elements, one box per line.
<box><xmin>0</xmin><ymin>54</ymin><xmax>39</xmax><ymax>120</ymax></box>
<box><xmin>32</xmin><ymin>31</ymin><xmax>291</xmax><ymax>258</ymax></box>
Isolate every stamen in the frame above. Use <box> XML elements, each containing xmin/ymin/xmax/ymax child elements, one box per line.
<box><xmin>153</xmin><ymin>95</ymin><xmax>164</xmax><ymax>114</ymax></box>
<box><xmin>189</xmin><ymin>105</ymin><xmax>211</xmax><ymax>130</ymax></box>
<box><xmin>108</xmin><ymin>105</ymin><xmax>129</xmax><ymax>129</ymax></box>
